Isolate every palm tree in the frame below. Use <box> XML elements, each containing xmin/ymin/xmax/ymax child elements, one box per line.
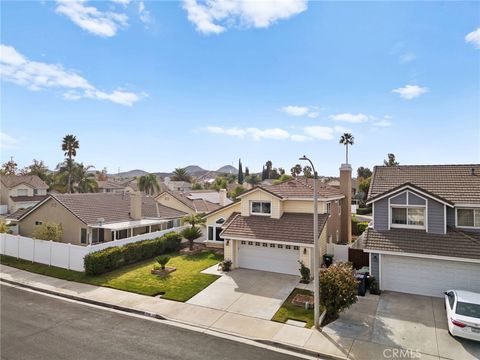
<box><xmin>75</xmin><ymin>164</ymin><xmax>98</xmax><ymax>193</ymax></box>
<box><xmin>181</xmin><ymin>226</ymin><xmax>203</xmax><ymax>251</ymax></box>
<box><xmin>290</xmin><ymin>164</ymin><xmax>302</xmax><ymax>177</ymax></box>
<box><xmin>138</xmin><ymin>174</ymin><xmax>160</xmax><ymax>195</ymax></box>
<box><xmin>61</xmin><ymin>134</ymin><xmax>79</xmax><ymax>193</ymax></box>
<box><xmin>182</xmin><ymin>213</ymin><xmax>206</xmax><ymax>228</ymax></box>
<box><xmin>339</xmin><ymin>133</ymin><xmax>354</xmax><ymax>164</ymax></box>
<box><xmin>171</xmin><ymin>168</ymin><xmax>191</xmax><ymax>182</ymax></box>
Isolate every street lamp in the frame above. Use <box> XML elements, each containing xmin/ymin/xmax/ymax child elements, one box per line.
<box><xmin>299</xmin><ymin>155</ymin><xmax>320</xmax><ymax>329</ymax></box>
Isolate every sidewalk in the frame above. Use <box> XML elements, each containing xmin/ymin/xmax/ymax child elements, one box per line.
<box><xmin>0</xmin><ymin>264</ymin><xmax>353</xmax><ymax>360</ymax></box>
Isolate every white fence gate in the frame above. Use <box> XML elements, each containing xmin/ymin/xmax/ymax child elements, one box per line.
<box><xmin>0</xmin><ymin>226</ymin><xmax>185</xmax><ymax>272</ymax></box>
<box><xmin>326</xmin><ymin>243</ymin><xmax>349</xmax><ymax>263</ymax></box>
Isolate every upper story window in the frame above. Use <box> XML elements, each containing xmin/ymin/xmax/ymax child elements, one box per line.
<box><xmin>391</xmin><ymin>206</ymin><xmax>425</xmax><ymax>229</ymax></box>
<box><xmin>457</xmin><ymin>208</ymin><xmax>480</xmax><ymax>228</ymax></box>
<box><xmin>17</xmin><ymin>189</ymin><xmax>28</xmax><ymax>196</ymax></box>
<box><xmin>251</xmin><ymin>201</ymin><xmax>271</xmax><ymax>215</ymax></box>
<box><xmin>326</xmin><ymin>202</ymin><xmax>331</xmax><ymax>215</ymax></box>
<box><xmin>338</xmin><ymin>200</ymin><xmax>342</xmax><ymax>215</ymax></box>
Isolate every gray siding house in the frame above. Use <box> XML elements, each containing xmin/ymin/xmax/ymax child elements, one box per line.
<box><xmin>363</xmin><ymin>164</ymin><xmax>480</xmax><ymax>297</ymax></box>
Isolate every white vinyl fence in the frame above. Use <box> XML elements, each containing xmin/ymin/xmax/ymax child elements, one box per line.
<box><xmin>326</xmin><ymin>243</ymin><xmax>349</xmax><ymax>263</ymax></box>
<box><xmin>0</xmin><ymin>226</ymin><xmax>185</xmax><ymax>272</ymax></box>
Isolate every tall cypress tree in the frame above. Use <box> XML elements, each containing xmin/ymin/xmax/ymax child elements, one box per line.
<box><xmin>245</xmin><ymin>166</ymin><xmax>250</xmax><ymax>177</ymax></box>
<box><xmin>238</xmin><ymin>159</ymin><xmax>244</xmax><ymax>184</ymax></box>
<box><xmin>261</xmin><ymin>166</ymin><xmax>267</xmax><ymax>180</ymax></box>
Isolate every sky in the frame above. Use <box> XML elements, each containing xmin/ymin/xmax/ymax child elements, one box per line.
<box><xmin>1</xmin><ymin>0</ymin><xmax>479</xmax><ymax>176</ymax></box>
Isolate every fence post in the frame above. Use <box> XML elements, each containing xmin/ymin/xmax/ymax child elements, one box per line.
<box><xmin>49</xmin><ymin>240</ymin><xmax>52</xmax><ymax>266</ymax></box>
<box><xmin>68</xmin><ymin>243</ymin><xmax>71</xmax><ymax>270</ymax></box>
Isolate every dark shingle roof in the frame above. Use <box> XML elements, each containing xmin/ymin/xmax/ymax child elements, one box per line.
<box><xmin>96</xmin><ymin>180</ymin><xmax>125</xmax><ymax>190</ymax></box>
<box><xmin>0</xmin><ymin>175</ymin><xmax>48</xmax><ymax>190</ymax></box>
<box><xmin>363</xmin><ymin>228</ymin><xmax>480</xmax><ymax>260</ymax></box>
<box><xmin>22</xmin><ymin>193</ymin><xmax>186</xmax><ymax>225</ymax></box>
<box><xmin>221</xmin><ymin>212</ymin><xmax>329</xmax><ymax>244</ymax></box>
<box><xmin>368</xmin><ymin>165</ymin><xmax>480</xmax><ymax>204</ymax></box>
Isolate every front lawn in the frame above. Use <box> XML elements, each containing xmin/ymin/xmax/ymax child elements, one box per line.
<box><xmin>272</xmin><ymin>289</ymin><xmax>316</xmax><ymax>328</ymax></box>
<box><xmin>1</xmin><ymin>251</ymin><xmax>222</xmax><ymax>302</ymax></box>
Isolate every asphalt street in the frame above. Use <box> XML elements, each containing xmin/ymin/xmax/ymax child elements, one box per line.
<box><xmin>1</xmin><ymin>285</ymin><xmax>304</xmax><ymax>360</ymax></box>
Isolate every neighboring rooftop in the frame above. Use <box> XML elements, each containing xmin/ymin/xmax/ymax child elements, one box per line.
<box><xmin>221</xmin><ymin>212</ymin><xmax>329</xmax><ymax>245</ymax></box>
<box><xmin>19</xmin><ymin>193</ymin><xmax>186</xmax><ymax>225</ymax></box>
<box><xmin>10</xmin><ymin>195</ymin><xmax>48</xmax><ymax>203</ymax></box>
<box><xmin>261</xmin><ymin>178</ymin><xmax>345</xmax><ymax>199</ymax></box>
<box><xmin>368</xmin><ymin>164</ymin><xmax>480</xmax><ymax>204</ymax></box>
<box><xmin>0</xmin><ymin>175</ymin><xmax>48</xmax><ymax>190</ymax></box>
<box><xmin>159</xmin><ymin>190</ymin><xmax>229</xmax><ymax>213</ymax></box>
<box><xmin>96</xmin><ymin>180</ymin><xmax>126</xmax><ymax>190</ymax></box>
<box><xmin>363</xmin><ymin>227</ymin><xmax>480</xmax><ymax>261</ymax></box>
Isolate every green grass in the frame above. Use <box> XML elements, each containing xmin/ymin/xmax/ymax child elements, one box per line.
<box><xmin>1</xmin><ymin>251</ymin><xmax>223</xmax><ymax>302</ymax></box>
<box><xmin>271</xmin><ymin>289</ymin><xmax>317</xmax><ymax>328</ymax></box>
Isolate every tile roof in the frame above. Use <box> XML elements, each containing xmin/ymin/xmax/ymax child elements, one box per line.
<box><xmin>221</xmin><ymin>212</ymin><xmax>329</xmax><ymax>244</ymax></box>
<box><xmin>159</xmin><ymin>190</ymin><xmax>228</xmax><ymax>212</ymax></box>
<box><xmin>368</xmin><ymin>164</ymin><xmax>480</xmax><ymax>204</ymax></box>
<box><xmin>363</xmin><ymin>228</ymin><xmax>480</xmax><ymax>261</ymax></box>
<box><xmin>22</xmin><ymin>193</ymin><xmax>186</xmax><ymax>225</ymax></box>
<box><xmin>3</xmin><ymin>207</ymin><xmax>30</xmax><ymax>221</ymax></box>
<box><xmin>10</xmin><ymin>195</ymin><xmax>48</xmax><ymax>203</ymax></box>
<box><xmin>96</xmin><ymin>180</ymin><xmax>126</xmax><ymax>190</ymax></box>
<box><xmin>262</xmin><ymin>178</ymin><xmax>345</xmax><ymax>199</ymax></box>
<box><xmin>0</xmin><ymin>175</ymin><xmax>48</xmax><ymax>190</ymax></box>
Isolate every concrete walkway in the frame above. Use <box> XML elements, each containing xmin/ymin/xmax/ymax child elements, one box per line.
<box><xmin>1</xmin><ymin>265</ymin><xmax>472</xmax><ymax>360</ymax></box>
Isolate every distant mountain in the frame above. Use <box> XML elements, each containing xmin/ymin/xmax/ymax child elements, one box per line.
<box><xmin>216</xmin><ymin>165</ymin><xmax>238</xmax><ymax>174</ymax></box>
<box><xmin>184</xmin><ymin>165</ymin><xmax>208</xmax><ymax>176</ymax></box>
<box><xmin>114</xmin><ymin>169</ymin><xmax>148</xmax><ymax>177</ymax></box>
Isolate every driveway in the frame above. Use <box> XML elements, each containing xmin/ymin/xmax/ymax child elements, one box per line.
<box><xmin>187</xmin><ymin>266</ymin><xmax>299</xmax><ymax>320</ymax></box>
<box><xmin>323</xmin><ymin>291</ymin><xmax>480</xmax><ymax>360</ymax></box>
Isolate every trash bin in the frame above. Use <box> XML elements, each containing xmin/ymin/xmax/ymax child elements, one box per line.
<box><xmin>356</xmin><ymin>273</ymin><xmax>366</xmax><ymax>296</ymax></box>
<box><xmin>323</xmin><ymin>254</ymin><xmax>333</xmax><ymax>268</ymax></box>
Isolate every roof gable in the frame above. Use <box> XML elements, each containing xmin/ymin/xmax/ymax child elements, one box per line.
<box><xmin>367</xmin><ymin>183</ymin><xmax>454</xmax><ymax>207</ymax></box>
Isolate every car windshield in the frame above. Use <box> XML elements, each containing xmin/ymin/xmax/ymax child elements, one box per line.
<box><xmin>456</xmin><ymin>302</ymin><xmax>480</xmax><ymax>318</ymax></box>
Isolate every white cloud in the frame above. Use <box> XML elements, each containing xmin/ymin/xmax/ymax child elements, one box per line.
<box><xmin>290</xmin><ymin>134</ymin><xmax>311</xmax><ymax>142</ymax></box>
<box><xmin>206</xmin><ymin>126</ymin><xmax>247</xmax><ymax>137</ymax></box>
<box><xmin>392</xmin><ymin>84</ymin><xmax>428</xmax><ymax>99</ymax></box>
<box><xmin>182</xmin><ymin>0</ymin><xmax>307</xmax><ymax>35</ymax></box>
<box><xmin>372</xmin><ymin>119</ymin><xmax>392</xmax><ymax>127</ymax></box>
<box><xmin>465</xmin><ymin>28</ymin><xmax>480</xmax><ymax>49</ymax></box>
<box><xmin>281</xmin><ymin>105</ymin><xmax>321</xmax><ymax>118</ymax></box>
<box><xmin>303</xmin><ymin>126</ymin><xmax>334</xmax><ymax>140</ymax></box>
<box><xmin>0</xmin><ymin>132</ymin><xmax>20</xmax><ymax>149</ymax></box>
<box><xmin>0</xmin><ymin>44</ymin><xmax>143</xmax><ymax>106</ymax></box>
<box><xmin>55</xmin><ymin>0</ymin><xmax>128</xmax><ymax>37</ymax></box>
<box><xmin>399</xmin><ymin>52</ymin><xmax>416</xmax><ymax>64</ymax></box>
<box><xmin>138</xmin><ymin>1</ymin><xmax>152</xmax><ymax>26</ymax></box>
<box><xmin>329</xmin><ymin>113</ymin><xmax>370</xmax><ymax>123</ymax></box>
<box><xmin>111</xmin><ymin>0</ymin><xmax>130</xmax><ymax>5</ymax></box>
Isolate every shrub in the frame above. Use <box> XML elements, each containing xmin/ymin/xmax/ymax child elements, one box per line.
<box><xmin>155</xmin><ymin>255</ymin><xmax>171</xmax><ymax>270</ymax></box>
<box><xmin>298</xmin><ymin>260</ymin><xmax>311</xmax><ymax>283</ymax></box>
<box><xmin>181</xmin><ymin>226</ymin><xmax>203</xmax><ymax>251</ymax></box>
<box><xmin>221</xmin><ymin>259</ymin><xmax>232</xmax><ymax>271</ymax></box>
<box><xmin>84</xmin><ymin>232</ymin><xmax>182</xmax><ymax>275</ymax></box>
<box><xmin>356</xmin><ymin>222</ymin><xmax>368</xmax><ymax>234</ymax></box>
<box><xmin>369</xmin><ymin>276</ymin><xmax>381</xmax><ymax>295</ymax></box>
<box><xmin>31</xmin><ymin>222</ymin><xmax>63</xmax><ymax>241</ymax></box>
<box><xmin>356</xmin><ymin>207</ymin><xmax>372</xmax><ymax>215</ymax></box>
<box><xmin>320</xmin><ymin>262</ymin><xmax>358</xmax><ymax>321</ymax></box>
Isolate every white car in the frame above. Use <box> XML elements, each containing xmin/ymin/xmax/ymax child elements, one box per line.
<box><xmin>444</xmin><ymin>290</ymin><xmax>480</xmax><ymax>342</ymax></box>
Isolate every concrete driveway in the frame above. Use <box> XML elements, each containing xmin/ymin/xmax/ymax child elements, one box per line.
<box><xmin>187</xmin><ymin>266</ymin><xmax>299</xmax><ymax>320</ymax></box>
<box><xmin>323</xmin><ymin>291</ymin><xmax>480</xmax><ymax>360</ymax></box>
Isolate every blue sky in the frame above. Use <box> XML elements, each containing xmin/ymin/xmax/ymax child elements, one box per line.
<box><xmin>1</xmin><ymin>0</ymin><xmax>479</xmax><ymax>176</ymax></box>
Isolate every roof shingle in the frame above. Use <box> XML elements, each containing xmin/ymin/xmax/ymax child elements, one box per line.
<box><xmin>1</xmin><ymin>175</ymin><xmax>48</xmax><ymax>190</ymax></box>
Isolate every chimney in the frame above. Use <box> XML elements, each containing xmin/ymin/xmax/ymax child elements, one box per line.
<box><xmin>219</xmin><ymin>189</ymin><xmax>227</xmax><ymax>206</ymax></box>
<box><xmin>339</xmin><ymin>164</ymin><xmax>352</xmax><ymax>244</ymax></box>
<box><xmin>130</xmin><ymin>191</ymin><xmax>142</xmax><ymax>220</ymax></box>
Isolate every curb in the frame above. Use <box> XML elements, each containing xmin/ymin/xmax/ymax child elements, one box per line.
<box><xmin>0</xmin><ymin>277</ymin><xmax>346</xmax><ymax>360</ymax></box>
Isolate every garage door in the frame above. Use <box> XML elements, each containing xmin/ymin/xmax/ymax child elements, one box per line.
<box><xmin>382</xmin><ymin>255</ymin><xmax>480</xmax><ymax>297</ymax></box>
<box><xmin>238</xmin><ymin>241</ymin><xmax>300</xmax><ymax>275</ymax></box>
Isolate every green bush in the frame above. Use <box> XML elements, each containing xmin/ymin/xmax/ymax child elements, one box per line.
<box><xmin>356</xmin><ymin>222</ymin><xmax>368</xmax><ymax>234</ymax></box>
<box><xmin>155</xmin><ymin>255</ymin><xmax>171</xmax><ymax>270</ymax></box>
<box><xmin>84</xmin><ymin>232</ymin><xmax>182</xmax><ymax>275</ymax></box>
<box><xmin>356</xmin><ymin>207</ymin><xmax>371</xmax><ymax>215</ymax></box>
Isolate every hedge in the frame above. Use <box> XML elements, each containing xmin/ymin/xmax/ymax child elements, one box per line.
<box><xmin>351</xmin><ymin>218</ymin><xmax>369</xmax><ymax>236</ymax></box>
<box><xmin>84</xmin><ymin>232</ymin><xmax>182</xmax><ymax>275</ymax></box>
<box><xmin>356</xmin><ymin>207</ymin><xmax>372</xmax><ymax>215</ymax></box>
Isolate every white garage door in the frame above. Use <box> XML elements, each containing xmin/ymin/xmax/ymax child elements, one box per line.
<box><xmin>382</xmin><ymin>255</ymin><xmax>480</xmax><ymax>297</ymax></box>
<box><xmin>238</xmin><ymin>241</ymin><xmax>300</xmax><ymax>275</ymax></box>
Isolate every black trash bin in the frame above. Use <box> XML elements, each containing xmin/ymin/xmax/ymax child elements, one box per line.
<box><xmin>323</xmin><ymin>254</ymin><xmax>333</xmax><ymax>268</ymax></box>
<box><xmin>356</xmin><ymin>273</ymin><xmax>366</xmax><ymax>296</ymax></box>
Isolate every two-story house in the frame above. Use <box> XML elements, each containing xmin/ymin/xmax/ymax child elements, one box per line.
<box><xmin>155</xmin><ymin>189</ymin><xmax>232</xmax><ymax>214</ymax></box>
<box><xmin>0</xmin><ymin>175</ymin><xmax>49</xmax><ymax>215</ymax></box>
<box><xmin>203</xmin><ymin>164</ymin><xmax>352</xmax><ymax>275</ymax></box>
<box><xmin>363</xmin><ymin>164</ymin><xmax>480</xmax><ymax>297</ymax></box>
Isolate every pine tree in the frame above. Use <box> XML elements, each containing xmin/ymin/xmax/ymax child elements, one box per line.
<box><xmin>245</xmin><ymin>167</ymin><xmax>250</xmax><ymax>177</ymax></box>
<box><xmin>238</xmin><ymin>159</ymin><xmax>244</xmax><ymax>184</ymax></box>
<box><xmin>261</xmin><ymin>166</ymin><xmax>267</xmax><ymax>181</ymax></box>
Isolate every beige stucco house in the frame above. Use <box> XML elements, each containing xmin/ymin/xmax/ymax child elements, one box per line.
<box><xmin>203</xmin><ymin>165</ymin><xmax>352</xmax><ymax>275</ymax></box>
<box><xmin>155</xmin><ymin>189</ymin><xmax>232</xmax><ymax>215</ymax></box>
<box><xmin>0</xmin><ymin>175</ymin><xmax>48</xmax><ymax>215</ymax></box>
<box><xmin>15</xmin><ymin>192</ymin><xmax>186</xmax><ymax>246</ymax></box>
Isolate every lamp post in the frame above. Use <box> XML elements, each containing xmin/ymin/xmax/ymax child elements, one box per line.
<box><xmin>299</xmin><ymin>155</ymin><xmax>320</xmax><ymax>329</ymax></box>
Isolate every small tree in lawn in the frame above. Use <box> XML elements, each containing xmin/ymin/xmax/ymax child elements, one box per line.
<box><xmin>320</xmin><ymin>262</ymin><xmax>357</xmax><ymax>323</ymax></box>
<box><xmin>32</xmin><ymin>222</ymin><xmax>63</xmax><ymax>241</ymax></box>
<box><xmin>181</xmin><ymin>226</ymin><xmax>203</xmax><ymax>251</ymax></box>
<box><xmin>155</xmin><ymin>255</ymin><xmax>171</xmax><ymax>270</ymax></box>
<box><xmin>182</xmin><ymin>213</ymin><xmax>206</xmax><ymax>228</ymax></box>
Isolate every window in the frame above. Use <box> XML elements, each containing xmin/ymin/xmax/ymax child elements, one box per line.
<box><xmin>262</xmin><ymin>243</ymin><xmax>268</xmax><ymax>247</ymax></box>
<box><xmin>270</xmin><ymin>243</ymin><xmax>275</xmax><ymax>248</ymax></box>
<box><xmin>17</xmin><ymin>189</ymin><xmax>28</xmax><ymax>196</ymax></box>
<box><xmin>33</xmin><ymin>189</ymin><xmax>38</xmax><ymax>195</ymax></box>
<box><xmin>456</xmin><ymin>302</ymin><xmax>480</xmax><ymax>318</ymax></box>
<box><xmin>326</xmin><ymin>202</ymin><xmax>331</xmax><ymax>215</ymax></box>
<box><xmin>116</xmin><ymin>229</ymin><xmax>128</xmax><ymax>240</ymax></box>
<box><xmin>255</xmin><ymin>242</ymin><xmax>260</xmax><ymax>246</ymax></box>
<box><xmin>457</xmin><ymin>208</ymin><xmax>480</xmax><ymax>228</ymax></box>
<box><xmin>338</xmin><ymin>199</ymin><xmax>342</xmax><ymax>215</ymax></box>
<box><xmin>207</xmin><ymin>226</ymin><xmax>224</xmax><ymax>241</ymax></box>
<box><xmin>248</xmin><ymin>241</ymin><xmax>253</xmax><ymax>245</ymax></box>
<box><xmin>251</xmin><ymin>201</ymin><xmax>271</xmax><ymax>215</ymax></box>
<box><xmin>277</xmin><ymin>244</ymin><xmax>283</xmax><ymax>249</ymax></box>
<box><xmin>35</xmin><ymin>221</ymin><xmax>42</xmax><ymax>226</ymax></box>
<box><xmin>391</xmin><ymin>207</ymin><xmax>425</xmax><ymax>228</ymax></box>
<box><xmin>293</xmin><ymin>246</ymin><xmax>299</xmax><ymax>250</ymax></box>
<box><xmin>241</xmin><ymin>241</ymin><xmax>246</xmax><ymax>245</ymax></box>
<box><xmin>286</xmin><ymin>245</ymin><xmax>291</xmax><ymax>249</ymax></box>
<box><xmin>81</xmin><ymin>228</ymin><xmax>87</xmax><ymax>244</ymax></box>
<box><xmin>336</xmin><ymin>230</ymin><xmax>339</xmax><ymax>242</ymax></box>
